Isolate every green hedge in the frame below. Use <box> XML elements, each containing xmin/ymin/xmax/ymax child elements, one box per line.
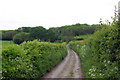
<box><xmin>2</xmin><ymin>40</ymin><xmax>67</xmax><ymax>79</ymax></box>
<box><xmin>69</xmin><ymin>21</ymin><xmax>120</xmax><ymax>79</ymax></box>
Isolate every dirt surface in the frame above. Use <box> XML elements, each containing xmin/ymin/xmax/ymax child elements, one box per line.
<box><xmin>40</xmin><ymin>44</ymin><xmax>84</xmax><ymax>79</ymax></box>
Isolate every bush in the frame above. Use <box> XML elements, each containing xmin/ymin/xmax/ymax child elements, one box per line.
<box><xmin>13</xmin><ymin>32</ymin><xmax>30</xmax><ymax>44</ymax></box>
<box><xmin>69</xmin><ymin>21</ymin><xmax>120</xmax><ymax>79</ymax></box>
<box><xmin>2</xmin><ymin>40</ymin><xmax>67</xmax><ymax>79</ymax></box>
<box><xmin>2</xmin><ymin>45</ymin><xmax>31</xmax><ymax>79</ymax></box>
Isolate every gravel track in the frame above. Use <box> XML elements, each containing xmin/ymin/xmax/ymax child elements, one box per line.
<box><xmin>39</xmin><ymin>44</ymin><xmax>84</xmax><ymax>79</ymax></box>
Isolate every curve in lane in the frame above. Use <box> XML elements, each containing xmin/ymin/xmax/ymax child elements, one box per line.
<box><xmin>40</xmin><ymin>44</ymin><xmax>84</xmax><ymax>79</ymax></box>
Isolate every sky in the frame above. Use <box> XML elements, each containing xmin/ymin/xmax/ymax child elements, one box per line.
<box><xmin>0</xmin><ymin>0</ymin><xmax>120</xmax><ymax>30</ymax></box>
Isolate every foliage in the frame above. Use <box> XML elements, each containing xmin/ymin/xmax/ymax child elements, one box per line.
<box><xmin>69</xmin><ymin>17</ymin><xmax>120</xmax><ymax>79</ymax></box>
<box><xmin>13</xmin><ymin>32</ymin><xmax>30</xmax><ymax>44</ymax></box>
<box><xmin>2</xmin><ymin>23</ymin><xmax>99</xmax><ymax>43</ymax></box>
<box><xmin>17</xmin><ymin>27</ymin><xmax>31</xmax><ymax>33</ymax></box>
<box><xmin>29</xmin><ymin>26</ymin><xmax>47</xmax><ymax>40</ymax></box>
<box><xmin>74</xmin><ymin>34</ymin><xmax>91</xmax><ymax>40</ymax></box>
<box><xmin>0</xmin><ymin>40</ymin><xmax>1</xmax><ymax>78</ymax></box>
<box><xmin>2</xmin><ymin>30</ymin><xmax>18</xmax><ymax>40</ymax></box>
<box><xmin>46</xmin><ymin>29</ymin><xmax>58</xmax><ymax>42</ymax></box>
<box><xmin>62</xmin><ymin>31</ymin><xmax>74</xmax><ymax>42</ymax></box>
<box><xmin>2</xmin><ymin>40</ymin><xmax>67</xmax><ymax>79</ymax></box>
<box><xmin>54</xmin><ymin>23</ymin><xmax>99</xmax><ymax>40</ymax></box>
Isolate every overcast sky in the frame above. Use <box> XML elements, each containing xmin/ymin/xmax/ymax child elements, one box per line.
<box><xmin>0</xmin><ymin>0</ymin><xmax>120</xmax><ymax>30</ymax></box>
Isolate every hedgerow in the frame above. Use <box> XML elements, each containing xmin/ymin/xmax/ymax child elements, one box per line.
<box><xmin>69</xmin><ymin>16</ymin><xmax>120</xmax><ymax>79</ymax></box>
<box><xmin>2</xmin><ymin>40</ymin><xmax>67</xmax><ymax>79</ymax></box>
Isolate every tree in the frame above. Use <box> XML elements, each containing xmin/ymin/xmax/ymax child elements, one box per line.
<box><xmin>13</xmin><ymin>32</ymin><xmax>30</xmax><ymax>44</ymax></box>
<box><xmin>46</xmin><ymin>29</ymin><xmax>58</xmax><ymax>42</ymax></box>
<box><xmin>29</xmin><ymin>26</ymin><xmax>47</xmax><ymax>41</ymax></box>
<box><xmin>17</xmin><ymin>27</ymin><xmax>31</xmax><ymax>33</ymax></box>
<box><xmin>62</xmin><ymin>31</ymin><xmax>74</xmax><ymax>42</ymax></box>
<box><xmin>2</xmin><ymin>30</ymin><xmax>18</xmax><ymax>40</ymax></box>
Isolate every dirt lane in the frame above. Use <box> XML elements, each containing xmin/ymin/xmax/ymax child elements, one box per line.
<box><xmin>40</xmin><ymin>44</ymin><xmax>84</xmax><ymax>79</ymax></box>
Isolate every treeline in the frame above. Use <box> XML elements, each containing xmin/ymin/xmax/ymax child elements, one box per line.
<box><xmin>1</xmin><ymin>23</ymin><xmax>100</xmax><ymax>44</ymax></box>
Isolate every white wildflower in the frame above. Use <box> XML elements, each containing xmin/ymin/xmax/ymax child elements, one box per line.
<box><xmin>89</xmin><ymin>72</ymin><xmax>91</xmax><ymax>74</ymax></box>
<box><xmin>104</xmin><ymin>60</ymin><xmax>106</xmax><ymax>63</ymax></box>
<box><xmin>114</xmin><ymin>67</ymin><xmax>118</xmax><ymax>70</ymax></box>
<box><xmin>91</xmin><ymin>74</ymin><xmax>95</xmax><ymax>77</ymax></box>
<box><xmin>89</xmin><ymin>69</ymin><xmax>92</xmax><ymax>71</ymax></box>
<box><xmin>107</xmin><ymin>61</ymin><xmax>110</xmax><ymax>64</ymax></box>
<box><xmin>77</xmin><ymin>45</ymin><xmax>79</xmax><ymax>47</ymax></box>
<box><xmin>93</xmin><ymin>68</ymin><xmax>96</xmax><ymax>72</ymax></box>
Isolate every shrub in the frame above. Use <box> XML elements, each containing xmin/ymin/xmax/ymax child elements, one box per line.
<box><xmin>13</xmin><ymin>32</ymin><xmax>30</xmax><ymax>44</ymax></box>
<box><xmin>2</xmin><ymin>40</ymin><xmax>67</xmax><ymax>79</ymax></box>
<box><xmin>69</xmin><ymin>21</ymin><xmax>120</xmax><ymax>79</ymax></box>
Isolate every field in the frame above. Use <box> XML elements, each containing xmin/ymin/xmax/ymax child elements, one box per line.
<box><xmin>1</xmin><ymin>40</ymin><xmax>14</xmax><ymax>45</ymax></box>
<box><xmin>1</xmin><ymin>40</ymin><xmax>14</xmax><ymax>48</ymax></box>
